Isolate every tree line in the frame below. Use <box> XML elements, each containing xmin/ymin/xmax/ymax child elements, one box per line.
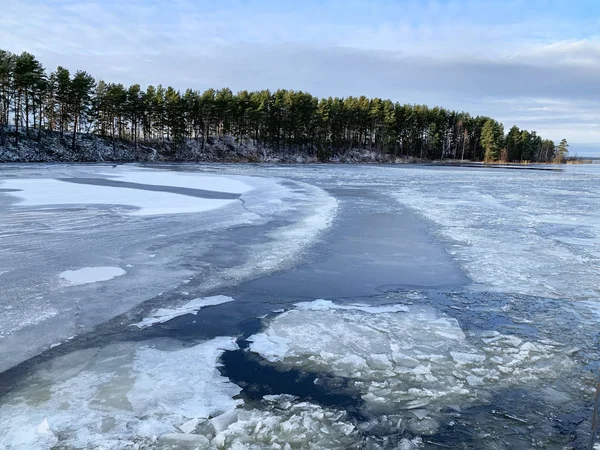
<box><xmin>0</xmin><ymin>49</ymin><xmax>568</xmax><ymax>163</ymax></box>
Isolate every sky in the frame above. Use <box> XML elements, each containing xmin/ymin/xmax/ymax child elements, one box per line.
<box><xmin>2</xmin><ymin>0</ymin><xmax>600</xmax><ymax>154</ymax></box>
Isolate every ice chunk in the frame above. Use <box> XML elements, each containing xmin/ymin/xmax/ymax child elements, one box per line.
<box><xmin>249</xmin><ymin>299</ymin><xmax>573</xmax><ymax>428</ymax></box>
<box><xmin>156</xmin><ymin>433</ymin><xmax>210</xmax><ymax>449</ymax></box>
<box><xmin>133</xmin><ymin>295</ymin><xmax>235</xmax><ymax>328</ymax></box>
<box><xmin>60</xmin><ymin>266</ymin><xmax>126</xmax><ymax>285</ymax></box>
<box><xmin>466</xmin><ymin>375</ymin><xmax>484</xmax><ymax>386</ymax></box>
<box><xmin>450</xmin><ymin>351</ymin><xmax>487</xmax><ymax>365</ymax></box>
<box><xmin>294</xmin><ymin>298</ymin><xmax>409</xmax><ymax>313</ymax></box>
<box><xmin>179</xmin><ymin>417</ymin><xmax>201</xmax><ymax>434</ymax></box>
<box><xmin>0</xmin><ymin>337</ymin><xmax>241</xmax><ymax>449</ymax></box>
<box><xmin>211</xmin><ymin>400</ymin><xmax>359</xmax><ymax>449</ymax></box>
<box><xmin>245</xmin><ymin>332</ymin><xmax>290</xmax><ymax>363</ymax></box>
<box><xmin>211</xmin><ymin>409</ymin><xmax>241</xmax><ymax>433</ymax></box>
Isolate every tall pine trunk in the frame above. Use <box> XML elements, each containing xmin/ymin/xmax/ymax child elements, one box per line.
<box><xmin>72</xmin><ymin>114</ymin><xmax>78</xmax><ymax>151</ymax></box>
<box><xmin>37</xmin><ymin>102</ymin><xmax>43</xmax><ymax>141</ymax></box>
<box><xmin>14</xmin><ymin>93</ymin><xmax>21</xmax><ymax>147</ymax></box>
<box><xmin>24</xmin><ymin>89</ymin><xmax>29</xmax><ymax>137</ymax></box>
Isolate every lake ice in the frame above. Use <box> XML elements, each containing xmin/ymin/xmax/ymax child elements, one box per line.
<box><xmin>1</xmin><ymin>163</ymin><xmax>599</xmax><ymax>449</ymax></box>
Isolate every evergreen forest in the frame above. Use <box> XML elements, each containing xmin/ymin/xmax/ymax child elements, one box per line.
<box><xmin>0</xmin><ymin>49</ymin><xmax>569</xmax><ymax>163</ymax></box>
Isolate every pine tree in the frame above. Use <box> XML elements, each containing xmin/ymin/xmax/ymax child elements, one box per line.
<box><xmin>555</xmin><ymin>138</ymin><xmax>569</xmax><ymax>163</ymax></box>
<box><xmin>54</xmin><ymin>66</ymin><xmax>71</xmax><ymax>142</ymax></box>
<box><xmin>69</xmin><ymin>70</ymin><xmax>95</xmax><ymax>151</ymax></box>
<box><xmin>0</xmin><ymin>47</ymin><xmax>553</xmax><ymax>164</ymax></box>
<box><xmin>481</xmin><ymin>119</ymin><xmax>504</xmax><ymax>163</ymax></box>
<box><xmin>0</xmin><ymin>50</ymin><xmax>15</xmax><ymax>145</ymax></box>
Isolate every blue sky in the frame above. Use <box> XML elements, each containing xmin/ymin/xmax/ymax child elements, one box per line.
<box><xmin>2</xmin><ymin>0</ymin><xmax>600</xmax><ymax>154</ymax></box>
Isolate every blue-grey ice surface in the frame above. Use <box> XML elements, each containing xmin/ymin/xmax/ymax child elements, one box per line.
<box><xmin>0</xmin><ymin>165</ymin><xmax>337</xmax><ymax>372</ymax></box>
<box><xmin>1</xmin><ymin>163</ymin><xmax>600</xmax><ymax>449</ymax></box>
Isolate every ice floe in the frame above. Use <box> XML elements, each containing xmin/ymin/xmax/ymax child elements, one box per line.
<box><xmin>0</xmin><ymin>337</ymin><xmax>241</xmax><ymax>449</ymax></box>
<box><xmin>248</xmin><ymin>300</ymin><xmax>573</xmax><ymax>432</ymax></box>
<box><xmin>0</xmin><ymin>336</ymin><xmax>370</xmax><ymax>450</ymax></box>
<box><xmin>133</xmin><ymin>295</ymin><xmax>235</xmax><ymax>328</ymax></box>
<box><xmin>59</xmin><ymin>266</ymin><xmax>126</xmax><ymax>285</ymax></box>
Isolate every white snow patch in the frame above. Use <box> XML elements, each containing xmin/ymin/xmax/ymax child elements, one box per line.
<box><xmin>106</xmin><ymin>169</ymin><xmax>253</xmax><ymax>194</ymax></box>
<box><xmin>133</xmin><ymin>295</ymin><xmax>235</xmax><ymax>328</ymax></box>
<box><xmin>59</xmin><ymin>266</ymin><xmax>126</xmax><ymax>285</ymax></box>
<box><xmin>1</xmin><ymin>178</ymin><xmax>238</xmax><ymax>216</ymax></box>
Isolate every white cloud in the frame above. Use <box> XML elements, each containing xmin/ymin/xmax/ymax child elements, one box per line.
<box><xmin>2</xmin><ymin>0</ymin><xmax>600</xmax><ymax>143</ymax></box>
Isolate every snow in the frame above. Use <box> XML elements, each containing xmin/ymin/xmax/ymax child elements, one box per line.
<box><xmin>1</xmin><ymin>177</ymin><xmax>238</xmax><ymax>216</ymax></box>
<box><xmin>249</xmin><ymin>300</ymin><xmax>573</xmax><ymax>431</ymax></box>
<box><xmin>106</xmin><ymin>169</ymin><xmax>253</xmax><ymax>194</ymax></box>
<box><xmin>0</xmin><ymin>337</ymin><xmax>241</xmax><ymax>449</ymax></box>
<box><xmin>59</xmin><ymin>266</ymin><xmax>126</xmax><ymax>285</ymax></box>
<box><xmin>133</xmin><ymin>295</ymin><xmax>235</xmax><ymax>328</ymax></box>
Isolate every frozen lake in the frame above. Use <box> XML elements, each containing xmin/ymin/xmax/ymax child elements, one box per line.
<box><xmin>0</xmin><ymin>163</ymin><xmax>599</xmax><ymax>449</ymax></box>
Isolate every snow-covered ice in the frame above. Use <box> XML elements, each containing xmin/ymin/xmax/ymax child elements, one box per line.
<box><xmin>1</xmin><ymin>178</ymin><xmax>238</xmax><ymax>216</ymax></box>
<box><xmin>59</xmin><ymin>266</ymin><xmax>126</xmax><ymax>285</ymax></box>
<box><xmin>133</xmin><ymin>295</ymin><xmax>235</xmax><ymax>328</ymax></box>
<box><xmin>0</xmin><ymin>166</ymin><xmax>339</xmax><ymax>372</ymax></box>
<box><xmin>105</xmin><ymin>169</ymin><xmax>253</xmax><ymax>194</ymax></box>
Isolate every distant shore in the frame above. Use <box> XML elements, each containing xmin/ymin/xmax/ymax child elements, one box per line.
<box><xmin>0</xmin><ymin>130</ymin><xmax>592</xmax><ymax>165</ymax></box>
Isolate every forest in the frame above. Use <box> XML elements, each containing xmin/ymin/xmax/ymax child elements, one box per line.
<box><xmin>0</xmin><ymin>49</ymin><xmax>569</xmax><ymax>163</ymax></box>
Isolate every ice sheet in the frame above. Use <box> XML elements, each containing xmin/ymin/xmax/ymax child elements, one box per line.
<box><xmin>1</xmin><ymin>178</ymin><xmax>237</xmax><ymax>216</ymax></box>
<box><xmin>0</xmin><ymin>166</ymin><xmax>339</xmax><ymax>373</ymax></box>
<box><xmin>133</xmin><ymin>295</ymin><xmax>235</xmax><ymax>328</ymax></box>
<box><xmin>393</xmin><ymin>168</ymin><xmax>600</xmax><ymax>299</ymax></box>
<box><xmin>59</xmin><ymin>266</ymin><xmax>126</xmax><ymax>285</ymax></box>
<box><xmin>201</xmin><ymin>180</ymin><xmax>339</xmax><ymax>291</ymax></box>
<box><xmin>106</xmin><ymin>169</ymin><xmax>253</xmax><ymax>194</ymax></box>
<box><xmin>0</xmin><ymin>308</ymin><xmax>58</xmax><ymax>340</ymax></box>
